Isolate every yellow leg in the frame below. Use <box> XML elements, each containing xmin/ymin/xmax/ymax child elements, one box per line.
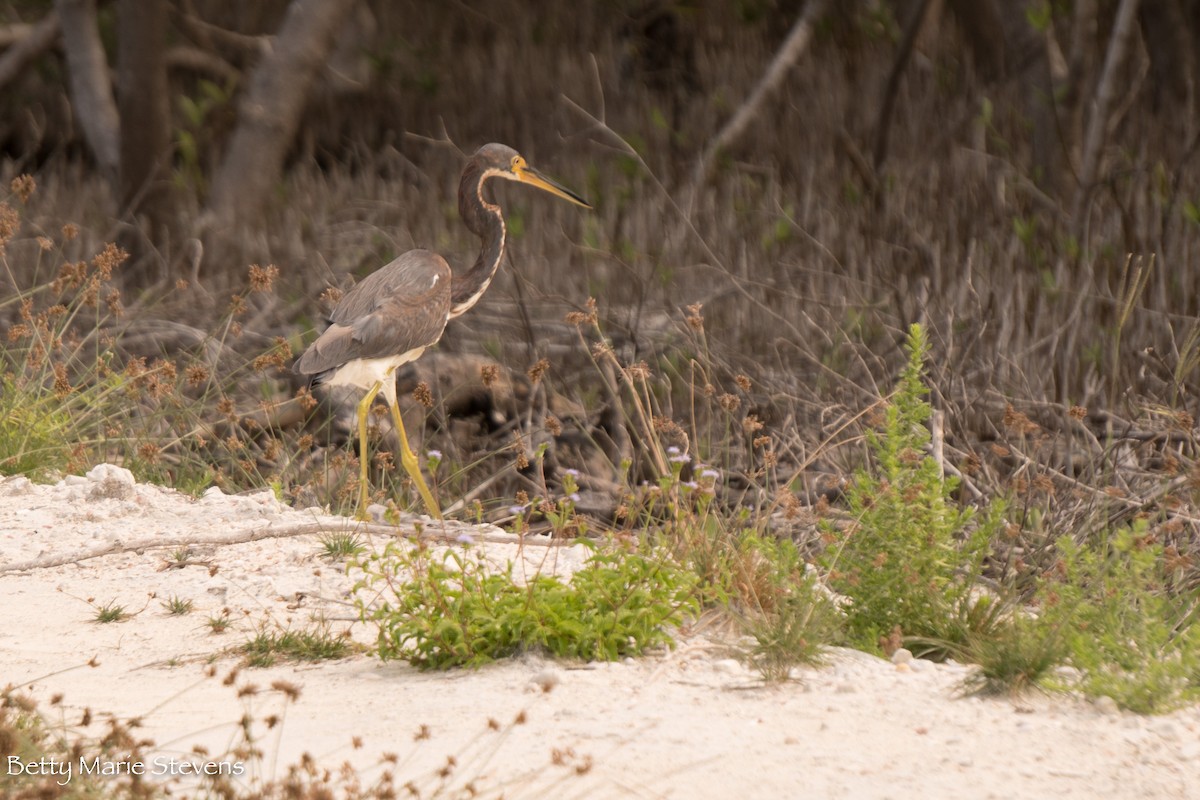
<box><xmin>355</xmin><ymin>382</ymin><xmax>384</xmax><ymax>520</ymax></box>
<box><xmin>387</xmin><ymin>397</ymin><xmax>443</xmax><ymax>520</ymax></box>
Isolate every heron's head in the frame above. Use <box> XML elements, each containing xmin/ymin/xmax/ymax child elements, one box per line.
<box><xmin>474</xmin><ymin>143</ymin><xmax>591</xmax><ymax>209</ymax></box>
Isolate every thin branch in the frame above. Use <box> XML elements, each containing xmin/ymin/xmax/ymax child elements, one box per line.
<box><xmin>1070</xmin><ymin>0</ymin><xmax>1142</xmax><ymax>243</ymax></box>
<box><xmin>0</xmin><ymin>10</ymin><xmax>60</xmax><ymax>93</ymax></box>
<box><xmin>872</xmin><ymin>0</ymin><xmax>932</xmax><ymax>171</ymax></box>
<box><xmin>686</xmin><ymin>0</ymin><xmax>830</xmax><ymax>212</ymax></box>
<box><xmin>0</xmin><ymin>520</ymin><xmax>565</xmax><ymax>575</ymax></box>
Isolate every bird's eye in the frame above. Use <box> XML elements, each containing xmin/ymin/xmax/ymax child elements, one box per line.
<box><xmin>511</xmin><ymin>156</ymin><xmax>524</xmax><ymax>170</ymax></box>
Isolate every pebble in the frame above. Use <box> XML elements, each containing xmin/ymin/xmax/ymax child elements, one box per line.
<box><xmin>713</xmin><ymin>658</ymin><xmax>743</xmax><ymax>675</ymax></box>
<box><xmin>87</xmin><ymin>464</ymin><xmax>135</xmax><ymax>486</ymax></box>
<box><xmin>1094</xmin><ymin>696</ymin><xmax>1120</xmax><ymax>715</ymax></box>
<box><xmin>529</xmin><ymin>669</ymin><xmax>561</xmax><ymax>693</ymax></box>
<box><xmin>0</xmin><ymin>475</ymin><xmax>32</xmax><ymax>494</ymax></box>
<box><xmin>891</xmin><ymin>648</ymin><xmax>914</xmax><ymax>665</ymax></box>
<box><xmin>1150</xmin><ymin>720</ymin><xmax>1181</xmax><ymax>741</ymax></box>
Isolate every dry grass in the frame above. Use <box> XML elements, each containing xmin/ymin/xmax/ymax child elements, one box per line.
<box><xmin>0</xmin><ymin>3</ymin><xmax>1197</xmax><ymax>570</ymax></box>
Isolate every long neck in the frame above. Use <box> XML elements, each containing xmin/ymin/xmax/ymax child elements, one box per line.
<box><xmin>449</xmin><ymin>163</ymin><xmax>506</xmax><ymax>318</ymax></box>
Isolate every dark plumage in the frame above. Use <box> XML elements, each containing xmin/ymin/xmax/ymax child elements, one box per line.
<box><xmin>294</xmin><ymin>143</ymin><xmax>590</xmax><ymax>520</ymax></box>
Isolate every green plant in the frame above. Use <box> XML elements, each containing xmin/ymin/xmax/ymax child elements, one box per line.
<box><xmin>93</xmin><ymin>600</ymin><xmax>129</xmax><ymax>623</ymax></box>
<box><xmin>318</xmin><ymin>531</ymin><xmax>366</xmax><ymax>560</ymax></box>
<box><xmin>958</xmin><ymin>607</ymin><xmax>1070</xmax><ymax>697</ymax></box>
<box><xmin>1037</xmin><ymin>521</ymin><xmax>1200</xmax><ymax>712</ymax></box>
<box><xmin>207</xmin><ymin>610</ymin><xmax>232</xmax><ymax>634</ymax></box>
<box><xmin>353</xmin><ymin>541</ymin><xmax>699</xmax><ymax>669</ymax></box>
<box><xmin>240</xmin><ymin>618</ymin><xmax>354</xmax><ymax>667</ymax></box>
<box><xmin>162</xmin><ymin>595</ymin><xmax>195</xmax><ymax>616</ymax></box>
<box><xmin>821</xmin><ymin>324</ymin><xmax>998</xmax><ymax>652</ymax></box>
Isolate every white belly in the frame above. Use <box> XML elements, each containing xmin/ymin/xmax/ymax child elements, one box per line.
<box><xmin>324</xmin><ymin>347</ymin><xmax>426</xmax><ymax>392</ymax></box>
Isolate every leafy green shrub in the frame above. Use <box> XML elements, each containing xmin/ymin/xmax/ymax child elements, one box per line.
<box><xmin>1038</xmin><ymin>521</ymin><xmax>1200</xmax><ymax>712</ymax></box>
<box><xmin>821</xmin><ymin>324</ymin><xmax>999</xmax><ymax>651</ymax></box>
<box><xmin>353</xmin><ymin>541</ymin><xmax>699</xmax><ymax>669</ymax></box>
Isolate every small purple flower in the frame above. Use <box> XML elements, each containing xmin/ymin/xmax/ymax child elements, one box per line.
<box><xmin>567</xmin><ymin>492</ymin><xmax>581</xmax><ymax>502</ymax></box>
<box><xmin>683</xmin><ymin>481</ymin><xmax>698</xmax><ymax>490</ymax></box>
<box><xmin>509</xmin><ymin>504</ymin><xmax>528</xmax><ymax>515</ymax></box>
<box><xmin>563</xmin><ymin>468</ymin><xmax>580</xmax><ymax>477</ymax></box>
<box><xmin>666</xmin><ymin>446</ymin><xmax>680</xmax><ymax>455</ymax></box>
<box><xmin>426</xmin><ymin>450</ymin><xmax>442</xmax><ymax>460</ymax></box>
<box><xmin>669</xmin><ymin>451</ymin><xmax>691</xmax><ymax>464</ymax></box>
<box><xmin>701</xmin><ymin>468</ymin><xmax>720</xmax><ymax>480</ymax></box>
<box><xmin>455</xmin><ymin>532</ymin><xmax>475</xmax><ymax>545</ymax></box>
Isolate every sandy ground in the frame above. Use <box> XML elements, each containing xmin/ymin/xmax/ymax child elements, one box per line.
<box><xmin>2</xmin><ymin>466</ymin><xmax>1199</xmax><ymax>799</ymax></box>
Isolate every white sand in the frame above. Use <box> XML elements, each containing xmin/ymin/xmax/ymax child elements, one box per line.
<box><xmin>2</xmin><ymin>468</ymin><xmax>1198</xmax><ymax>798</ymax></box>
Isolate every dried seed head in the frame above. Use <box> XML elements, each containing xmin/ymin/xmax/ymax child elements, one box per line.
<box><xmin>53</xmin><ymin>362</ymin><xmax>71</xmax><ymax>397</ymax></box>
<box><xmin>104</xmin><ymin>287</ymin><xmax>124</xmax><ymax>317</ymax></box>
<box><xmin>90</xmin><ymin>242</ymin><xmax>128</xmax><ymax>279</ymax></box>
<box><xmin>685</xmin><ymin>303</ymin><xmax>704</xmax><ymax>331</ymax></box>
<box><xmin>544</xmin><ymin>414</ymin><xmax>562</xmax><ymax>436</ymax></box>
<box><xmin>1003</xmin><ymin>404</ymin><xmax>1039</xmax><ymax>435</ymax></box>
<box><xmin>186</xmin><ymin>364</ymin><xmax>210</xmax><ymax>387</ymax></box>
<box><xmin>565</xmin><ymin>296</ymin><xmax>599</xmax><ymax>326</ymax></box>
<box><xmin>413</xmin><ymin>380</ymin><xmax>434</xmax><ymax>408</ymax></box>
<box><xmin>296</xmin><ymin>385</ymin><xmax>318</xmax><ymax>411</ymax></box>
<box><xmin>11</xmin><ymin>174</ymin><xmax>35</xmax><ymax>202</ymax></box>
<box><xmin>320</xmin><ymin>286</ymin><xmax>344</xmax><ymax>307</ymax></box>
<box><xmin>527</xmin><ymin>358</ymin><xmax>550</xmax><ymax>385</ymax></box>
<box><xmin>137</xmin><ymin>442</ymin><xmax>161</xmax><ymax>464</ymax></box>
<box><xmin>61</xmin><ymin>222</ymin><xmax>79</xmax><ymax>240</ymax></box>
<box><xmin>514</xmin><ymin>442</ymin><xmax>529</xmax><ymax>470</ymax></box>
<box><xmin>624</xmin><ymin>360</ymin><xmax>650</xmax><ymax>381</ymax></box>
<box><xmin>1068</xmin><ymin>405</ymin><xmax>1087</xmax><ymax>421</ymax></box>
<box><xmin>0</xmin><ymin>203</ymin><xmax>17</xmax><ymax>246</ymax></box>
<box><xmin>480</xmin><ymin>363</ymin><xmax>500</xmax><ymax>387</ymax></box>
<box><xmin>735</xmin><ymin>374</ymin><xmax>751</xmax><ymax>391</ymax></box>
<box><xmin>719</xmin><ymin>393</ymin><xmax>740</xmax><ymax>411</ymax></box>
<box><xmin>248</xmin><ymin>263</ymin><xmax>279</xmax><ymax>293</ymax></box>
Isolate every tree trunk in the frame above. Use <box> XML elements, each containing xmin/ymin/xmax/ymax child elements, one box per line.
<box><xmin>114</xmin><ymin>0</ymin><xmax>175</xmax><ymax>286</ymax></box>
<box><xmin>57</xmin><ymin>0</ymin><xmax>120</xmax><ymax>181</ymax></box>
<box><xmin>205</xmin><ymin>0</ymin><xmax>360</xmax><ymax>228</ymax></box>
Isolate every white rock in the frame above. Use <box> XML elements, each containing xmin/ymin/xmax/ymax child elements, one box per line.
<box><xmin>87</xmin><ymin>464</ymin><xmax>135</xmax><ymax>486</ymax></box>
<box><xmin>0</xmin><ymin>475</ymin><xmax>32</xmax><ymax>494</ymax></box>
<box><xmin>891</xmin><ymin>648</ymin><xmax>914</xmax><ymax>665</ymax></box>
<box><xmin>1150</xmin><ymin>720</ymin><xmax>1181</xmax><ymax>741</ymax></box>
<box><xmin>62</xmin><ymin>475</ymin><xmax>88</xmax><ymax>487</ymax></box>
<box><xmin>1094</xmin><ymin>696</ymin><xmax>1120</xmax><ymax>715</ymax></box>
<box><xmin>202</xmin><ymin>487</ymin><xmax>227</xmax><ymax>501</ymax></box>
<box><xmin>713</xmin><ymin>658</ymin><xmax>743</xmax><ymax>675</ymax></box>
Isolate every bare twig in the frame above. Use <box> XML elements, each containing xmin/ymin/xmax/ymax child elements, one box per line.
<box><xmin>0</xmin><ymin>520</ymin><xmax>566</xmax><ymax>575</ymax></box>
<box><xmin>685</xmin><ymin>0</ymin><xmax>830</xmax><ymax>212</ymax></box>
<box><xmin>166</xmin><ymin>45</ymin><xmax>241</xmax><ymax>84</ymax></box>
<box><xmin>1070</xmin><ymin>0</ymin><xmax>1142</xmax><ymax>243</ymax></box>
<box><xmin>872</xmin><ymin>0</ymin><xmax>932</xmax><ymax>171</ymax></box>
<box><xmin>0</xmin><ymin>10</ymin><xmax>60</xmax><ymax>93</ymax></box>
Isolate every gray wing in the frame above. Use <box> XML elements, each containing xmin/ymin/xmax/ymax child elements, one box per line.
<box><xmin>294</xmin><ymin>250</ymin><xmax>452</xmax><ymax>378</ymax></box>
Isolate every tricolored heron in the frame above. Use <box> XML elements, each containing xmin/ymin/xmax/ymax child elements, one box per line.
<box><xmin>294</xmin><ymin>143</ymin><xmax>590</xmax><ymax>520</ymax></box>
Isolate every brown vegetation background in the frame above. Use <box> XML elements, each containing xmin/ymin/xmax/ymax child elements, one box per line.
<box><xmin>3</xmin><ymin>0</ymin><xmax>1200</xmax><ymax>532</ymax></box>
